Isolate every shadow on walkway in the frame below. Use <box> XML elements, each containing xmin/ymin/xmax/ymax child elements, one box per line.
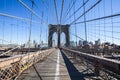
<box><xmin>33</xmin><ymin>64</ymin><xmax>43</xmax><ymax>80</ymax></box>
<box><xmin>61</xmin><ymin>51</ymin><xmax>95</xmax><ymax>80</ymax></box>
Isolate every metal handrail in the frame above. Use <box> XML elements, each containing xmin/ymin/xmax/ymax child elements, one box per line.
<box><xmin>0</xmin><ymin>48</ymin><xmax>55</xmax><ymax>80</ymax></box>
<box><xmin>62</xmin><ymin>48</ymin><xmax>120</xmax><ymax>75</ymax></box>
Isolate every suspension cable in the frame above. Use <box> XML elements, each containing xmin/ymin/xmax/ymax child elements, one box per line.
<box><xmin>64</xmin><ymin>0</ymin><xmax>89</xmax><ymax>24</ymax></box>
<box><xmin>46</xmin><ymin>26</ymin><xmax>47</xmax><ymax>45</ymax></box>
<box><xmin>103</xmin><ymin>0</ymin><xmax>106</xmax><ymax>42</ymax></box>
<box><xmin>111</xmin><ymin>0</ymin><xmax>114</xmax><ymax>43</ymax></box>
<box><xmin>17</xmin><ymin>20</ymin><xmax>19</xmax><ymax>45</ymax></box>
<box><xmin>54</xmin><ymin>0</ymin><xmax>59</xmax><ymax>47</ymax></box>
<box><xmin>75</xmin><ymin>13</ymin><xmax>120</xmax><ymax>25</ymax></box>
<box><xmin>2</xmin><ymin>16</ymin><xmax>5</xmax><ymax>45</ymax></box>
<box><xmin>10</xmin><ymin>24</ymin><xmax>13</xmax><ymax>44</ymax></box>
<box><xmin>0</xmin><ymin>12</ymin><xmax>40</xmax><ymax>24</ymax></box>
<box><xmin>54</xmin><ymin>0</ymin><xmax>59</xmax><ymax>24</ymax></box>
<box><xmin>63</xmin><ymin>0</ymin><xmax>76</xmax><ymax>21</ymax></box>
<box><xmin>70</xmin><ymin>0</ymin><xmax>102</xmax><ymax>25</ymax></box>
<box><xmin>60</xmin><ymin>0</ymin><xmax>64</xmax><ymax>24</ymax></box>
<box><xmin>70</xmin><ymin>32</ymin><xmax>84</xmax><ymax>41</ymax></box>
<box><xmin>83</xmin><ymin>0</ymin><xmax>87</xmax><ymax>41</ymax></box>
<box><xmin>83</xmin><ymin>0</ymin><xmax>88</xmax><ymax>74</ymax></box>
<box><xmin>63</xmin><ymin>0</ymin><xmax>72</xmax><ymax>19</ymax></box>
<box><xmin>41</xmin><ymin>0</ymin><xmax>49</xmax><ymax>9</ymax></box>
<box><xmin>1</xmin><ymin>0</ymin><xmax>6</xmax><ymax>46</ymax></box>
<box><xmin>69</xmin><ymin>0</ymin><xmax>71</xmax><ymax>24</ymax></box>
<box><xmin>59</xmin><ymin>0</ymin><xmax>64</xmax><ymax>47</ymax></box>
<box><xmin>30</xmin><ymin>0</ymin><xmax>43</xmax><ymax>14</ymax></box>
<box><xmin>28</xmin><ymin>0</ymin><xmax>34</xmax><ymax>47</ymax></box>
<box><xmin>18</xmin><ymin>0</ymin><xmax>48</xmax><ymax>25</ymax></box>
<box><xmin>73</xmin><ymin>2</ymin><xmax>77</xmax><ymax>46</ymax></box>
<box><xmin>94</xmin><ymin>7</ymin><xmax>97</xmax><ymax>39</ymax></box>
<box><xmin>40</xmin><ymin>12</ymin><xmax>43</xmax><ymax>47</ymax></box>
<box><xmin>21</xmin><ymin>21</ymin><xmax>24</xmax><ymax>45</ymax></box>
<box><xmin>98</xmin><ymin>3</ymin><xmax>100</xmax><ymax>39</ymax></box>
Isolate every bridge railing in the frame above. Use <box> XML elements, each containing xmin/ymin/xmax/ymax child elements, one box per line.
<box><xmin>62</xmin><ymin>47</ymin><xmax>120</xmax><ymax>79</ymax></box>
<box><xmin>0</xmin><ymin>48</ymin><xmax>55</xmax><ymax>80</ymax></box>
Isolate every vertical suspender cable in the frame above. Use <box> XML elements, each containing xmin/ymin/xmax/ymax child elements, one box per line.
<box><xmin>69</xmin><ymin>0</ymin><xmax>71</xmax><ymax>24</ymax></box>
<box><xmin>10</xmin><ymin>24</ymin><xmax>13</xmax><ymax>44</ymax></box>
<box><xmin>74</xmin><ymin>2</ymin><xmax>77</xmax><ymax>47</ymax></box>
<box><xmin>64</xmin><ymin>0</ymin><xmax>76</xmax><ymax>22</ymax></box>
<box><xmin>46</xmin><ymin>14</ymin><xmax>48</xmax><ymax>45</ymax></box>
<box><xmin>69</xmin><ymin>0</ymin><xmax>72</xmax><ymax>42</ymax></box>
<box><xmin>18</xmin><ymin>0</ymin><xmax>48</xmax><ymax>25</ymax></box>
<box><xmin>94</xmin><ymin>10</ymin><xmax>96</xmax><ymax>39</ymax></box>
<box><xmin>27</xmin><ymin>0</ymin><xmax>34</xmax><ymax>71</ymax></box>
<box><xmin>98</xmin><ymin>3</ymin><xmax>100</xmax><ymax>39</ymax></box>
<box><xmin>103</xmin><ymin>0</ymin><xmax>106</xmax><ymax>42</ymax></box>
<box><xmin>28</xmin><ymin>1</ymin><xmax>34</xmax><ymax>47</ymax></box>
<box><xmin>41</xmin><ymin>0</ymin><xmax>49</xmax><ymax>9</ymax></box>
<box><xmin>97</xmin><ymin>3</ymin><xmax>100</xmax><ymax>54</ymax></box>
<box><xmin>111</xmin><ymin>0</ymin><xmax>114</xmax><ymax>43</ymax></box>
<box><xmin>54</xmin><ymin>0</ymin><xmax>59</xmax><ymax>24</ymax></box>
<box><xmin>25</xmin><ymin>22</ymin><xmax>27</xmax><ymax>43</ymax></box>
<box><xmin>46</xmin><ymin>27</ymin><xmax>47</xmax><ymax>45</ymax></box>
<box><xmin>17</xmin><ymin>20</ymin><xmax>19</xmax><ymax>45</ymax></box>
<box><xmin>22</xmin><ymin>21</ymin><xmax>24</xmax><ymax>44</ymax></box>
<box><xmin>2</xmin><ymin>0</ymin><xmax>6</xmax><ymax>45</ymax></box>
<box><xmin>40</xmin><ymin>12</ymin><xmax>43</xmax><ymax>48</ymax></box>
<box><xmin>69</xmin><ymin>0</ymin><xmax>73</xmax><ymax>41</ymax></box>
<box><xmin>63</xmin><ymin>0</ymin><xmax>72</xmax><ymax>20</ymax></box>
<box><xmin>64</xmin><ymin>0</ymin><xmax>89</xmax><ymax>24</ymax></box>
<box><xmin>70</xmin><ymin>0</ymin><xmax>102</xmax><ymax>25</ymax></box>
<box><xmin>60</xmin><ymin>0</ymin><xmax>64</xmax><ymax>24</ymax></box>
<box><xmin>83</xmin><ymin>0</ymin><xmax>87</xmax><ymax>41</ymax></box>
<box><xmin>2</xmin><ymin>16</ymin><xmax>5</xmax><ymax>45</ymax></box>
<box><xmin>83</xmin><ymin>0</ymin><xmax>88</xmax><ymax>74</ymax></box>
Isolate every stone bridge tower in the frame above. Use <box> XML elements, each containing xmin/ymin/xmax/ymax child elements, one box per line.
<box><xmin>48</xmin><ymin>24</ymin><xmax>70</xmax><ymax>48</ymax></box>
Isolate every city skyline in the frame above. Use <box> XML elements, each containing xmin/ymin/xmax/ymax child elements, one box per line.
<box><xmin>0</xmin><ymin>0</ymin><xmax>120</xmax><ymax>45</ymax></box>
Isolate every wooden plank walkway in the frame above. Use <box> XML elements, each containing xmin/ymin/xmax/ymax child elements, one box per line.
<box><xmin>17</xmin><ymin>49</ymin><xmax>71</xmax><ymax>80</ymax></box>
<box><xmin>17</xmin><ymin>49</ymin><xmax>101</xmax><ymax>80</ymax></box>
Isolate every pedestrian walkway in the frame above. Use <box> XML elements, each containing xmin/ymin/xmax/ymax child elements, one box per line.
<box><xmin>17</xmin><ymin>49</ymin><xmax>70</xmax><ymax>80</ymax></box>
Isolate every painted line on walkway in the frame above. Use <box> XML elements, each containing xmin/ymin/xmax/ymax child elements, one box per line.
<box><xmin>55</xmin><ymin>49</ymin><xmax>60</xmax><ymax>80</ymax></box>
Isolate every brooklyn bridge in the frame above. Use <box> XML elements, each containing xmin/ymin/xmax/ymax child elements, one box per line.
<box><xmin>0</xmin><ymin>0</ymin><xmax>120</xmax><ymax>80</ymax></box>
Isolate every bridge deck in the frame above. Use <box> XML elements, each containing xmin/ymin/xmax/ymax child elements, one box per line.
<box><xmin>17</xmin><ymin>49</ymin><xmax>71</xmax><ymax>80</ymax></box>
<box><xmin>17</xmin><ymin>49</ymin><xmax>99</xmax><ymax>80</ymax></box>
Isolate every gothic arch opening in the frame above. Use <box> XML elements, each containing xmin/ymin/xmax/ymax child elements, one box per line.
<box><xmin>52</xmin><ymin>32</ymin><xmax>57</xmax><ymax>47</ymax></box>
<box><xmin>48</xmin><ymin>24</ymin><xmax>70</xmax><ymax>48</ymax></box>
<box><xmin>60</xmin><ymin>32</ymin><xmax>66</xmax><ymax>47</ymax></box>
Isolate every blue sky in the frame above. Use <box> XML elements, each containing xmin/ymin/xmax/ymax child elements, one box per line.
<box><xmin>0</xmin><ymin>0</ymin><xmax>120</xmax><ymax>45</ymax></box>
